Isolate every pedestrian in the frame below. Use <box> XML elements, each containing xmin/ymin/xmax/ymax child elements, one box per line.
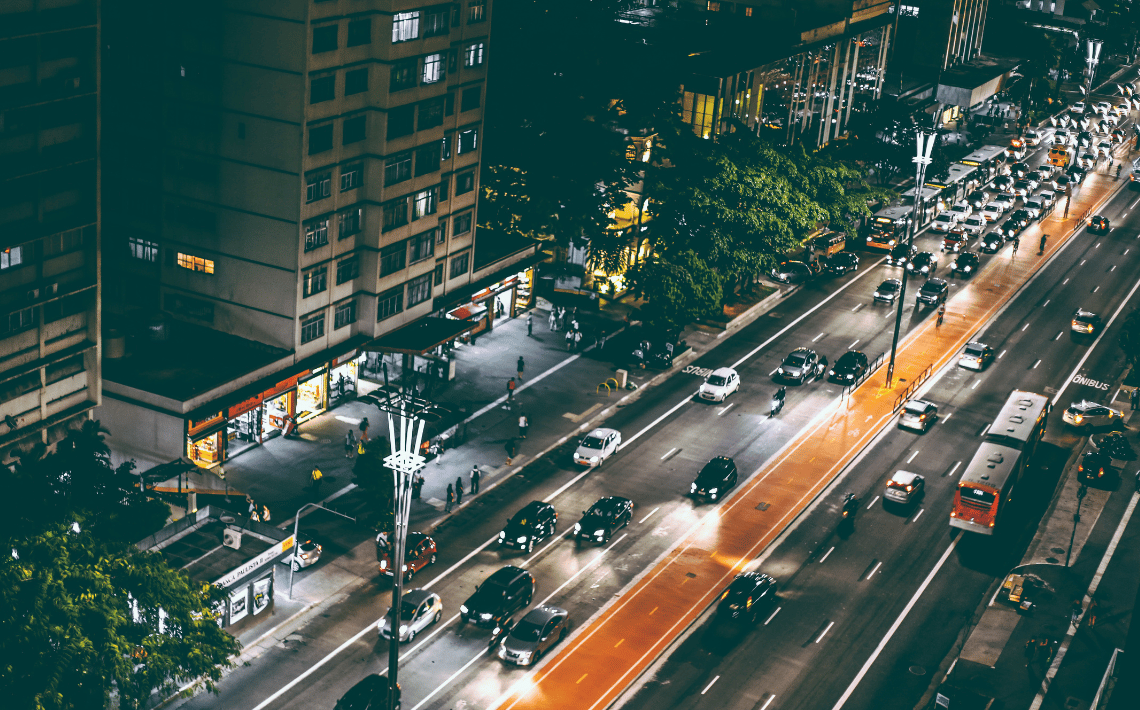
<box><xmin>445</xmin><ymin>483</ymin><xmax>454</xmax><ymax>512</ymax></box>
<box><xmin>517</xmin><ymin>355</ymin><xmax>525</xmax><ymax>381</ymax></box>
<box><xmin>310</xmin><ymin>466</ymin><xmax>323</xmax><ymax>496</ymax></box>
<box><xmin>1065</xmin><ymin>196</ymin><xmax>1070</xmax><ymax>218</ymax></box>
<box><xmin>518</xmin><ymin>412</ymin><xmax>529</xmax><ymax>438</ymax></box>
<box><xmin>1046</xmin><ymin>639</ymin><xmax>1058</xmax><ymax>664</ymax></box>
<box><xmin>1131</xmin><ymin>387</ymin><xmax>1139</xmax><ymax>411</ymax></box>
<box><xmin>1071</xmin><ymin>599</ymin><xmax>1083</xmax><ymax>626</ymax></box>
<box><xmin>1013</xmin><ymin>235</ymin><xmax>1020</xmax><ymax>252</ymax></box>
<box><xmin>359</xmin><ymin>416</ymin><xmax>370</xmax><ymax>441</ymax></box>
<box><xmin>548</xmin><ymin>310</ymin><xmax>557</xmax><ymax>330</ymax></box>
<box><xmin>455</xmin><ymin>480</ymin><xmax>464</xmax><ymax>507</ymax></box>
<box><xmin>345</xmin><ymin>429</ymin><xmax>356</xmax><ymax>458</ymax></box>
<box><xmin>599</xmin><ymin>329</ymin><xmax>607</xmax><ymax>351</ymax></box>
<box><xmin>1039</xmin><ymin>234</ymin><xmax>1048</xmax><ymax>254</ymax></box>
<box><xmin>526</xmin><ymin>313</ymin><xmax>534</xmax><ymax>336</ymax></box>
<box><xmin>358</xmin><ymin>439</ymin><xmax>367</xmax><ymax>456</ymax></box>
<box><xmin>412</xmin><ymin>474</ymin><xmax>424</xmax><ymax>499</ymax></box>
<box><xmin>250</xmin><ymin>508</ymin><xmax>260</xmax><ymax>523</ymax></box>
<box><xmin>566</xmin><ymin>330</ymin><xmax>574</xmax><ymax>350</ymax></box>
<box><xmin>1087</xmin><ymin>598</ymin><xmax>1099</xmax><ymax>627</ymax></box>
<box><xmin>570</xmin><ymin>318</ymin><xmax>579</xmax><ymax>333</ymax></box>
<box><xmin>573</xmin><ymin>330</ymin><xmax>582</xmax><ymax>351</ymax></box>
<box><xmin>507</xmin><ymin>377</ymin><xmax>516</xmax><ymax>402</ymax></box>
<box><xmin>261</xmin><ymin>504</ymin><xmax>271</xmax><ymax>523</ymax></box>
<box><xmin>247</xmin><ymin>495</ymin><xmax>257</xmax><ymax>516</ymax></box>
<box><xmin>505</xmin><ymin>438</ymin><xmax>517</xmax><ymax>465</ymax></box>
<box><xmin>1024</xmin><ymin>637</ymin><xmax>1038</xmax><ymax>666</ymax></box>
<box><xmin>470</xmin><ymin>465</ymin><xmax>481</xmax><ymax>494</ymax></box>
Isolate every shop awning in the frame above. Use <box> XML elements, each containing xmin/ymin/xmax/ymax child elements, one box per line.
<box><xmin>362</xmin><ymin>317</ymin><xmax>478</xmax><ymax>356</ymax></box>
<box><xmin>435</xmin><ymin>250</ymin><xmax>547</xmax><ymax>312</ymax></box>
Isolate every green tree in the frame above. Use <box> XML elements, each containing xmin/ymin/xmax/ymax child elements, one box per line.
<box><xmin>352</xmin><ymin>436</ymin><xmax>395</xmax><ymax>532</ymax></box>
<box><xmin>626</xmin><ymin>250</ymin><xmax>723</xmax><ymax>332</ymax></box>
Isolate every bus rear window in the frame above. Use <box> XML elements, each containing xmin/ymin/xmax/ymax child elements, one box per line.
<box><xmin>959</xmin><ymin>485</ymin><xmax>995</xmax><ymax>506</ymax></box>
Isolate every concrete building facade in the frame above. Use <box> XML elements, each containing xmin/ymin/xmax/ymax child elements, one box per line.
<box><xmin>0</xmin><ymin>0</ymin><xmax>102</xmax><ymax>465</ymax></box>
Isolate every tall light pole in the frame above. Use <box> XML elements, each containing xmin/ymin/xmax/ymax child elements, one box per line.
<box><xmin>885</xmin><ymin>128</ymin><xmax>936</xmax><ymax>387</ymax></box>
<box><xmin>1084</xmin><ymin>38</ymin><xmax>1103</xmax><ymax>104</ymax></box>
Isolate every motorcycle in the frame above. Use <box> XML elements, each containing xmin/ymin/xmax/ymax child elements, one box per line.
<box><xmin>769</xmin><ymin>387</ymin><xmax>787</xmax><ymax>417</ymax></box>
<box><xmin>841</xmin><ymin>492</ymin><xmax>859</xmax><ymax>520</ymax></box>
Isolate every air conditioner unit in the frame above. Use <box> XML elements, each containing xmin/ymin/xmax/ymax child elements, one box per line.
<box><xmin>222</xmin><ymin>528</ymin><xmax>243</xmax><ymax>549</ymax></box>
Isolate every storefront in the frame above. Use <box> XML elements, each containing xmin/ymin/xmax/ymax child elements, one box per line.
<box><xmin>329</xmin><ymin>351</ymin><xmax>362</xmax><ymax>407</ymax></box>
<box><xmin>187</xmin><ymin>413</ymin><xmax>226</xmax><ymax>467</ymax></box>
<box><xmin>296</xmin><ymin>370</ymin><xmax>327</xmax><ymax>423</ymax></box>
<box><xmin>445</xmin><ymin>266</ymin><xmax>537</xmax><ymax>340</ymax></box>
<box><xmin>226</xmin><ymin>395</ymin><xmax>264</xmax><ymax>458</ymax></box>
<box><xmin>262</xmin><ymin>390</ymin><xmax>295</xmax><ymax>438</ymax></box>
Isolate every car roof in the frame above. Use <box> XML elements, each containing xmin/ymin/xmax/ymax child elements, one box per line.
<box><xmin>487</xmin><ymin>565</ymin><xmax>529</xmax><ymax>584</ymax></box>
<box><xmin>519</xmin><ymin>604</ymin><xmax>567</xmax><ymax>626</ymax></box>
<box><xmin>838</xmin><ymin>349</ymin><xmax>866</xmax><ymax>360</ymax></box>
<box><xmin>702</xmin><ymin>456</ymin><xmax>735</xmax><ymax>470</ymax></box>
<box><xmin>791</xmin><ymin>347</ymin><xmax>816</xmax><ymax>355</ymax></box>
<box><xmin>402</xmin><ymin>588</ymin><xmax>437</xmax><ymax>605</ymax></box>
<box><xmin>591</xmin><ymin>496</ymin><xmax>631</xmax><ymax>510</ymax></box>
<box><xmin>1074</xmin><ymin>308</ymin><xmax>1098</xmax><ymax>319</ymax></box>
<box><xmin>709</xmin><ymin>367</ymin><xmax>737</xmax><ymax>377</ymax></box>
<box><xmin>586</xmin><ymin>427</ymin><xmax>619</xmax><ymax>438</ymax></box>
<box><xmin>1069</xmin><ymin>400</ymin><xmax>1103</xmax><ymax>411</ymax></box>
<box><xmin>515</xmin><ymin>500</ymin><xmax>550</xmax><ymax>516</ymax></box>
<box><xmin>890</xmin><ymin>471</ymin><xmax>922</xmax><ymax>485</ymax></box>
<box><xmin>879</xmin><ymin>278</ymin><xmax>901</xmax><ymax>287</ymax></box>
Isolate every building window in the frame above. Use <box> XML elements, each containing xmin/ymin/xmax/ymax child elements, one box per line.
<box><xmin>347</xmin><ymin>18</ymin><xmax>372</xmax><ymax>46</ymax></box>
<box><xmin>450</xmin><ymin>252</ymin><xmax>470</xmax><ymax>279</ymax></box>
<box><xmin>461</xmin><ymin>86</ymin><xmax>481</xmax><ymax>112</ymax></box>
<box><xmin>412</xmin><ymin>188</ymin><xmax>437</xmax><ymax>221</ymax></box>
<box><xmin>310</xmin><ymin>75</ymin><xmax>335</xmax><ymax>103</ymax></box>
<box><xmin>456</xmin><ymin>171</ymin><xmax>475</xmax><ymax>195</ymax></box>
<box><xmin>454</xmin><ymin>211</ymin><xmax>472</xmax><ymax>235</ymax></box>
<box><xmin>305</xmin><ymin>219</ymin><xmax>330</xmax><ymax>251</ymax></box>
<box><xmin>422</xmin><ymin>53</ymin><xmax>444</xmax><ymax>84</ymax></box>
<box><xmin>301</xmin><ymin>313</ymin><xmax>325</xmax><ymax>343</ymax></box>
<box><xmin>385</xmin><ymin>153</ymin><xmax>412</xmax><ymax>186</ymax></box>
<box><xmin>338</xmin><ymin>207</ymin><xmax>363</xmax><ymax>238</ymax></box>
<box><xmin>382</xmin><ymin>199</ymin><xmax>409</xmax><ymax>232</ymax></box>
<box><xmin>391</xmin><ymin>60</ymin><xmax>418</xmax><ymax>91</ymax></box>
<box><xmin>176</xmin><ymin>252</ymin><xmax>215</xmax><ymax>273</ymax></box>
<box><xmin>380</xmin><ymin>241</ymin><xmax>407</xmax><ymax>276</ymax></box>
<box><xmin>441</xmin><ymin>134</ymin><xmax>452</xmax><ymax>160</ymax></box>
<box><xmin>307</xmin><ymin>172</ymin><xmax>332</xmax><ymax>202</ymax></box>
<box><xmin>419</xmin><ymin>97</ymin><xmax>445</xmax><ymax>130</ymax></box>
<box><xmin>345</xmin><ymin>68</ymin><xmax>369</xmax><ymax>95</ymax></box>
<box><xmin>406</xmin><ymin>273</ymin><xmax>432</xmax><ymax>307</ymax></box>
<box><xmin>408</xmin><ymin>229</ymin><xmax>435</xmax><ymax>263</ymax></box>
<box><xmin>424</xmin><ymin>8</ymin><xmax>449</xmax><ymax>37</ymax></box>
<box><xmin>468</xmin><ymin>0</ymin><xmax>486</xmax><ymax>23</ymax></box>
<box><xmin>340</xmin><ymin>163</ymin><xmax>362</xmax><ymax>191</ymax></box>
<box><xmin>334</xmin><ymin>300</ymin><xmax>357</xmax><ymax>329</ymax></box>
<box><xmin>377</xmin><ymin>286</ymin><xmax>404</xmax><ymax>321</ymax></box>
<box><xmin>387</xmin><ymin>105</ymin><xmax>415</xmax><ymax>139</ymax></box>
<box><xmin>337</xmin><ymin>255</ymin><xmax>359</xmax><ymax>284</ymax></box>
<box><xmin>129</xmin><ymin>237</ymin><xmax>158</xmax><ymax>261</ymax></box>
<box><xmin>312</xmin><ymin>24</ymin><xmax>338</xmax><ymax>53</ymax></box>
<box><xmin>437</xmin><ymin>219</ymin><xmax>448</xmax><ymax>242</ymax></box>
<box><xmin>45</xmin><ymin>229</ymin><xmax>84</xmax><ymax>256</ymax></box>
<box><xmin>458</xmin><ymin>128</ymin><xmax>477</xmax><ymax>154</ymax></box>
<box><xmin>392</xmin><ymin>11</ymin><xmax>420</xmax><ymax>42</ymax></box>
<box><xmin>343</xmin><ymin>115</ymin><xmax>366</xmax><ymax>144</ymax></box>
<box><xmin>8</xmin><ymin>306</ymin><xmax>36</xmax><ymax>333</ymax></box>
<box><xmin>681</xmin><ymin>91</ymin><xmax>717</xmax><ymax>139</ymax></box>
<box><xmin>464</xmin><ymin>42</ymin><xmax>484</xmax><ymax>67</ymax></box>
<box><xmin>415</xmin><ymin>142</ymin><xmax>441</xmax><ymax>176</ymax></box>
<box><xmin>433</xmin><ymin>263</ymin><xmax>444</xmax><ymax>286</ymax></box>
<box><xmin>303</xmin><ymin>266</ymin><xmax>328</xmax><ymax>297</ymax></box>
<box><xmin>309</xmin><ymin>124</ymin><xmax>333</xmax><ymax>154</ymax></box>
<box><xmin>708</xmin><ymin>1</ymin><xmax>720</xmax><ymax>10</ymax></box>
<box><xmin>439</xmin><ymin>176</ymin><xmax>449</xmax><ymax>201</ymax></box>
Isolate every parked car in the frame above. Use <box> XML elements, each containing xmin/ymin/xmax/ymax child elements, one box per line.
<box><xmin>770</xmin><ymin>261</ymin><xmax>815</xmax><ymax>284</ymax></box>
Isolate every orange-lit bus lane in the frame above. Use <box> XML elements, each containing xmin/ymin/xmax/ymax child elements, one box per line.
<box><xmin>487</xmin><ymin>171</ymin><xmax>1127</xmax><ymax>710</ymax></box>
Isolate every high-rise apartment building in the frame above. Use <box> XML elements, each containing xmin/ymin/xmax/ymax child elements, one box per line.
<box><xmin>98</xmin><ymin>1</ymin><xmax>528</xmax><ymax>469</ymax></box>
<box><xmin>0</xmin><ymin>0</ymin><xmax>102</xmax><ymax>465</ymax></box>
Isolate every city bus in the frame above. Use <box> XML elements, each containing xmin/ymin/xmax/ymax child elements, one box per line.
<box><xmin>865</xmin><ymin>206</ymin><xmax>911</xmax><ymax>251</ymax></box>
<box><xmin>950</xmin><ymin>390</ymin><xmax>1051</xmax><ymax>535</ymax></box>
<box><xmin>925</xmin><ymin>163</ymin><xmax>980</xmax><ymax>207</ymax></box>
<box><xmin>958</xmin><ymin>145</ymin><xmax>1009</xmax><ymax>183</ymax></box>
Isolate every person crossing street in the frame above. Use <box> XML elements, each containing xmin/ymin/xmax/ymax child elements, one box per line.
<box><xmin>517</xmin><ymin>356</ymin><xmax>525</xmax><ymax>381</ymax></box>
<box><xmin>518</xmin><ymin>412</ymin><xmax>529</xmax><ymax>438</ymax></box>
<box><xmin>310</xmin><ymin>466</ymin><xmax>324</xmax><ymax>496</ymax></box>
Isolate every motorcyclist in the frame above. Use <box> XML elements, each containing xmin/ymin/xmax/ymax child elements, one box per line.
<box><xmin>775</xmin><ymin>386</ymin><xmax>787</xmax><ymax>401</ymax></box>
<box><xmin>842</xmin><ymin>492</ymin><xmax>859</xmax><ymax>519</ymax></box>
<box><xmin>770</xmin><ymin>386</ymin><xmax>787</xmax><ymax>415</ymax></box>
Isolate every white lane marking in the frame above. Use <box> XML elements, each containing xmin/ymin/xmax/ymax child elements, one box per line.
<box><xmin>522</xmin><ymin>529</ymin><xmax>574</xmax><ymax>567</ymax></box>
<box><xmin>619</xmin><ymin>396</ymin><xmax>693</xmax><ymax>451</ymax></box>
<box><xmin>948</xmin><ymin>461</ymin><xmax>962</xmax><ymax>477</ymax></box>
<box><xmin>1081</xmin><ymin>259</ymin><xmax>1087</xmax><ymax>265</ymax></box>
<box><xmin>1043</xmin><ymin>299</ymin><xmax>1050</xmax><ymax>307</ymax></box>
<box><xmin>410</xmin><ymin>648</ymin><xmax>492</xmax><ymax>710</ymax></box>
<box><xmin>1033</xmin><ymin>359</ymin><xmax>1042</xmax><ymax>369</ymax></box>
<box><xmin>1064</xmin><ymin>278</ymin><xmax>1070</xmax><ymax>284</ymax></box>
<box><xmin>1130</xmin><ymin>195</ymin><xmax>1140</xmax><ymax>208</ymax></box>
<box><xmin>906</xmin><ymin>450</ymin><xmax>919</xmax><ymax>464</ymax></box>
<box><xmin>819</xmin><ymin>546</ymin><xmax>835</xmax><ymax>563</ymax></box>
<box><xmin>972</xmin><ymin>379</ymin><xmax>981</xmax><ymax>389</ymax></box>
<box><xmin>1022</xmin><ymin>322</ymin><xmax>1031</xmax><ymax>331</ymax></box>
<box><xmin>866</xmin><ymin>561</ymin><xmax>883</xmax><ymax>579</ymax></box>
<box><xmin>639</xmin><ymin>507</ymin><xmax>660</xmax><ymax>524</ymax></box>
<box><xmin>849</xmin><ymin>339</ymin><xmax>860</xmax><ymax>349</ymax></box>
<box><xmin>813</xmin><ymin>332</ymin><xmax>826</xmax><ymax>343</ymax></box>
<box><xmin>542</xmin><ymin>466</ymin><xmax>595</xmax><ymax>504</ymax></box>
<box><xmin>830</xmin><ymin>539</ymin><xmax>960</xmax><ymax>710</ymax></box>
<box><xmin>717</xmin><ymin>403</ymin><xmax>736</xmax><ymax>417</ymax></box>
<box><xmin>1051</xmin><ymin>273</ymin><xmax>1140</xmax><ymax>407</ymax></box>
<box><xmin>816</xmin><ymin>621</ymin><xmax>835</xmax><ymax>644</ymax></box>
<box><xmin>911</xmin><ymin>508</ymin><xmax>924</xmax><ymax>524</ymax></box>
<box><xmin>865</xmin><ymin>495</ymin><xmax>880</xmax><ymax>510</ymax></box>
<box><xmin>769</xmin><ymin>368</ymin><xmax>779</xmax><ymax>376</ymax></box>
<box><xmin>852</xmin><ymin>303</ymin><xmax>865</xmax><ymax>313</ymax></box>
<box><xmin>762</xmin><ymin>696</ymin><xmax>777</xmax><ymax>710</ymax></box>
<box><xmin>1094</xmin><ymin>285</ymin><xmax>1101</xmax><ymax>292</ymax></box>
<box><xmin>1125</xmin><ymin>248</ymin><xmax>1130</xmax><ymax>255</ymax></box>
<box><xmin>765</xmin><ymin>607</ymin><xmax>782</xmax><ymax>625</ymax></box>
<box><xmin>1054</xmin><ymin>331</ymin><xmax>1063</xmax><ymax>341</ymax></box>
<box><xmin>701</xmin><ymin>676</ymin><xmax>720</xmax><ymax>695</ymax></box>
<box><xmin>998</xmin><ymin>349</ymin><xmax>1007</xmax><ymax>358</ymax></box>
<box><xmin>1095</xmin><ymin>243</ymin><xmax>1101</xmax><ymax>248</ymax></box>
<box><xmin>1111</xmin><ymin>265</ymin><xmax>1117</xmax><ymax>271</ymax></box>
<box><xmin>660</xmin><ymin>448</ymin><xmax>677</xmax><ymax>460</ymax></box>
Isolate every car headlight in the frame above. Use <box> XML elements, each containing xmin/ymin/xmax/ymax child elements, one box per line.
<box><xmin>1074</xmin><ymin>414</ymin><xmax>1084</xmax><ymax>423</ymax></box>
<box><xmin>498</xmin><ymin>531</ymin><xmax>505</xmax><ymax>540</ymax></box>
<box><xmin>589</xmin><ymin>456</ymin><xmax>599</xmax><ymax>463</ymax></box>
<box><xmin>829</xmin><ymin>369</ymin><xmax>835</xmax><ymax>375</ymax></box>
<box><xmin>399</xmin><ymin>625</ymin><xmax>408</xmax><ymax>635</ymax></box>
<box><xmin>380</xmin><ymin>560</ymin><xmax>388</xmax><ymax>569</ymax></box>
<box><xmin>922</xmin><ymin>266</ymin><xmax>929</xmax><ymax>272</ymax></box>
<box><xmin>573</xmin><ymin>523</ymin><xmax>581</xmax><ymax>533</ymax></box>
<box><xmin>595</xmin><ymin>530</ymin><xmax>605</xmax><ymax>538</ymax></box>
<box><xmin>515</xmin><ymin>650</ymin><xmax>533</xmax><ymax>663</ymax></box>
<box><xmin>401</xmin><ymin>564</ymin><xmax>407</xmax><ymax>572</ymax></box>
<box><xmin>460</xmin><ymin>605</ymin><xmax>469</xmax><ymax>615</ymax></box>
<box><xmin>480</xmin><ymin>613</ymin><xmax>493</xmax><ymax>620</ymax></box>
<box><xmin>517</xmin><ymin>536</ymin><xmax>528</xmax><ymax>544</ymax></box>
<box><xmin>709</xmin><ymin>488</ymin><xmax>718</xmax><ymax>495</ymax></box>
<box><xmin>846</xmin><ymin>374</ymin><xmax>854</xmax><ymax>379</ymax></box>
<box><xmin>691</xmin><ymin>483</ymin><xmax>697</xmax><ymax>492</ymax></box>
<box><xmin>777</xmin><ymin>367</ymin><xmax>785</xmax><ymax>374</ymax></box>
<box><xmin>965</xmin><ymin>266</ymin><xmax>971</xmax><ymax>272</ymax></box>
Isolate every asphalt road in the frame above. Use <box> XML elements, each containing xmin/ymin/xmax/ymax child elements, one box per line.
<box><xmin>174</xmin><ymin>112</ymin><xmax>1139</xmax><ymax>710</ymax></box>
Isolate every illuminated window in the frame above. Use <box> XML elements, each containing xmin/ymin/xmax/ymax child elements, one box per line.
<box><xmin>129</xmin><ymin>237</ymin><xmax>158</xmax><ymax>262</ymax></box>
<box><xmin>469</xmin><ymin>0</ymin><xmax>486</xmax><ymax>23</ymax></box>
<box><xmin>392</xmin><ymin>12</ymin><xmax>420</xmax><ymax>42</ymax></box>
<box><xmin>423</xmin><ymin>53</ymin><xmax>444</xmax><ymax>84</ymax></box>
<box><xmin>680</xmin><ymin>91</ymin><xmax>718</xmax><ymax>139</ymax></box>
<box><xmin>464</xmin><ymin>42</ymin><xmax>484</xmax><ymax>68</ymax></box>
<box><xmin>176</xmin><ymin>253</ymin><xmax>214</xmax><ymax>274</ymax></box>
<box><xmin>2</xmin><ymin>246</ymin><xmax>25</xmax><ymax>270</ymax></box>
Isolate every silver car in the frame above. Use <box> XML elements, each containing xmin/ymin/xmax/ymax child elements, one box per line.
<box><xmin>378</xmin><ymin>588</ymin><xmax>443</xmax><ymax>643</ymax></box>
<box><xmin>572</xmin><ymin>427</ymin><xmax>621</xmax><ymax>466</ymax></box>
<box><xmin>498</xmin><ymin>605</ymin><xmax>569</xmax><ymax>666</ymax></box>
<box><xmin>898</xmin><ymin>399</ymin><xmax>938</xmax><ymax>432</ymax></box>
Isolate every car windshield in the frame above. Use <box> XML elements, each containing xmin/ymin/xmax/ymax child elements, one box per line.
<box><xmin>785</xmin><ymin>354</ymin><xmax>807</xmax><ymax>367</ymax></box>
<box><xmin>706</xmin><ymin>375</ymin><xmax>728</xmax><ymax>386</ymax></box>
<box><xmin>509</xmin><ymin>513</ymin><xmax>529</xmax><ymax>526</ymax></box>
<box><xmin>510</xmin><ymin>619</ymin><xmax>545</xmax><ymax>642</ymax></box>
<box><xmin>921</xmin><ymin>284</ymin><xmax>940</xmax><ymax>294</ymax></box>
<box><xmin>580</xmin><ymin>436</ymin><xmax>605</xmax><ymax>450</ymax></box>
<box><xmin>397</xmin><ymin>601</ymin><xmax>419</xmax><ymax>620</ymax></box>
<box><xmin>879</xmin><ymin>282</ymin><xmax>899</xmax><ymax>292</ymax></box>
<box><xmin>480</xmin><ymin>581</ymin><xmax>508</xmax><ymax>599</ymax></box>
<box><xmin>935</xmin><ymin>215</ymin><xmax>952</xmax><ymax>222</ymax></box>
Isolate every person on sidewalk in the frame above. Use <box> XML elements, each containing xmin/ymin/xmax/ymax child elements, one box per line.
<box><xmin>247</xmin><ymin>495</ymin><xmax>257</xmax><ymax>517</ymax></box>
<box><xmin>1013</xmin><ymin>235</ymin><xmax>1020</xmax><ymax>252</ymax></box>
<box><xmin>261</xmin><ymin>504</ymin><xmax>271</xmax><ymax>523</ymax></box>
<box><xmin>470</xmin><ymin>465</ymin><xmax>481</xmax><ymax>494</ymax></box>
<box><xmin>412</xmin><ymin>474</ymin><xmax>424</xmax><ymax>499</ymax></box>
<box><xmin>310</xmin><ymin>466</ymin><xmax>323</xmax><ymax>496</ymax></box>
<box><xmin>1039</xmin><ymin>234</ymin><xmax>1048</xmax><ymax>254</ymax></box>
<box><xmin>455</xmin><ymin>476</ymin><xmax>464</xmax><ymax>506</ymax></box>
<box><xmin>527</xmin><ymin>314</ymin><xmax>533</xmax><ymax>336</ymax></box>
<box><xmin>565</xmin><ymin>330</ymin><xmax>574</xmax><ymax>351</ymax></box>
<box><xmin>345</xmin><ymin>429</ymin><xmax>356</xmax><ymax>458</ymax></box>
<box><xmin>445</xmin><ymin>484</ymin><xmax>454</xmax><ymax>512</ymax></box>
<box><xmin>505</xmin><ymin>438</ymin><xmax>518</xmax><ymax>465</ymax></box>
<box><xmin>507</xmin><ymin>377</ymin><xmax>517</xmax><ymax>402</ymax></box>
<box><xmin>1024</xmin><ymin>637</ymin><xmax>1037</xmax><ymax>666</ymax></box>
<box><xmin>517</xmin><ymin>356</ymin><xmax>525</xmax><ymax>381</ymax></box>
<box><xmin>360</xmin><ymin>417</ymin><xmax>370</xmax><ymax>442</ymax></box>
<box><xmin>1131</xmin><ymin>387</ymin><xmax>1139</xmax><ymax>411</ymax></box>
<box><xmin>518</xmin><ymin>412</ymin><xmax>529</xmax><ymax>438</ymax></box>
<box><xmin>573</xmin><ymin>330</ymin><xmax>582</xmax><ymax>351</ymax></box>
<box><xmin>548</xmin><ymin>310</ymin><xmax>557</xmax><ymax>331</ymax></box>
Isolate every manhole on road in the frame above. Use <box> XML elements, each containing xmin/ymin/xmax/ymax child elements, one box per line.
<box><xmin>1052</xmin><ymin>547</ymin><xmax>1066</xmax><ymax>554</ymax></box>
<box><xmin>909</xmin><ymin>665</ymin><xmax>926</xmax><ymax>676</ymax></box>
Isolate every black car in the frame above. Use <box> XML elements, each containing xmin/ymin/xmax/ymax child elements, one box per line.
<box><xmin>770</xmin><ymin>261</ymin><xmax>815</xmax><ymax>284</ymax></box>
<box><xmin>873</xmin><ymin>279</ymin><xmax>902</xmax><ymax>303</ymax></box>
<box><xmin>691</xmin><ymin>456</ymin><xmax>739</xmax><ymax>502</ymax></box>
<box><xmin>460</xmin><ymin>566</ymin><xmax>535</xmax><ymax>627</ymax></box>
<box><xmin>716</xmin><ymin>572</ymin><xmax>777</xmax><ymax>623</ymax></box>
<box><xmin>906</xmin><ymin>251</ymin><xmax>938</xmax><ymax>275</ymax></box>
<box><xmin>499</xmin><ymin>501</ymin><xmax>558</xmax><ymax>552</ymax></box>
<box><xmin>574</xmin><ymin>496</ymin><xmax>634</xmax><ymax>545</ymax></box>
<box><xmin>1072</xmin><ymin>308</ymin><xmax>1103</xmax><ymax>335</ymax></box>
<box><xmin>1078</xmin><ymin>131</ymin><xmax>1093</xmax><ymax>147</ymax></box>
<box><xmin>822</xmin><ymin>252</ymin><xmax>860</xmax><ymax>275</ymax></box>
<box><xmin>886</xmin><ymin>243</ymin><xmax>917</xmax><ymax>267</ymax></box>
<box><xmin>966</xmin><ymin>190</ymin><xmax>988</xmax><ymax>208</ymax></box>
<box><xmin>916</xmin><ymin>278</ymin><xmax>949</xmax><ymax>307</ymax></box>
<box><xmin>1069</xmin><ymin>166</ymin><xmax>1087</xmax><ymax>183</ymax></box>
<box><xmin>335</xmin><ymin>675</ymin><xmax>400</xmax><ymax>710</ymax></box>
<box><xmin>1008</xmin><ymin>162</ymin><xmax>1029</xmax><ymax>179</ymax></box>
<box><xmin>950</xmin><ymin>251</ymin><xmax>980</xmax><ymax>276</ymax></box>
<box><xmin>777</xmin><ymin>347</ymin><xmax>823</xmax><ymax>383</ymax></box>
<box><xmin>1007</xmin><ymin>209</ymin><xmax>1032</xmax><ymax>230</ymax></box>
<box><xmin>980</xmin><ymin>233</ymin><xmax>1003</xmax><ymax>253</ymax></box>
<box><xmin>829</xmin><ymin>350</ymin><xmax>869</xmax><ymax>384</ymax></box>
<box><xmin>1088</xmin><ymin>215</ymin><xmax>1110</xmax><ymax>234</ymax></box>
<box><xmin>1078</xmin><ymin>450</ymin><xmax>1114</xmax><ymax>484</ymax></box>
<box><xmin>993</xmin><ymin>175</ymin><xmax>1014</xmax><ymax>191</ymax></box>
<box><xmin>1094</xmin><ymin>431</ymin><xmax>1137</xmax><ymax>461</ymax></box>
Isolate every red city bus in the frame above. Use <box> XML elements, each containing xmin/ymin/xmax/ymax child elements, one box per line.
<box><xmin>951</xmin><ymin>391</ymin><xmax>1050</xmax><ymax>535</ymax></box>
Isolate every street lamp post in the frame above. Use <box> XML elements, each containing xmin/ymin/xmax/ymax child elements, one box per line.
<box><xmin>1083</xmin><ymin>39</ymin><xmax>1103</xmax><ymax>108</ymax></box>
<box><xmin>885</xmin><ymin>128</ymin><xmax>936</xmax><ymax>387</ymax></box>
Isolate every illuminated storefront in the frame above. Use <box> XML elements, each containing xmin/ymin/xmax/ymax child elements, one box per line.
<box><xmin>187</xmin><ymin>412</ymin><xmax>225</xmax><ymax>467</ymax></box>
<box><xmin>296</xmin><ymin>370</ymin><xmax>327</xmax><ymax>422</ymax></box>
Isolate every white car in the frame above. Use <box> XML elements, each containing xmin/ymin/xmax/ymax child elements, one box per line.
<box><xmin>961</xmin><ymin>214</ymin><xmax>986</xmax><ymax>235</ymax></box>
<box><xmin>992</xmin><ymin>193</ymin><xmax>1015</xmax><ymax>211</ymax></box>
<box><xmin>949</xmin><ymin>201</ymin><xmax>973</xmax><ymax>220</ymax></box>
<box><xmin>573</xmin><ymin>427</ymin><xmax>621</xmax><ymax>466</ymax></box>
<box><xmin>1071</xmin><ymin>101</ymin><xmax>1086</xmax><ymax>114</ymax></box>
<box><xmin>1097</xmin><ymin>142</ymin><xmax>1113</xmax><ymax>159</ymax></box>
<box><xmin>1037</xmin><ymin>189</ymin><xmax>1056</xmax><ymax>208</ymax></box>
<box><xmin>981</xmin><ymin>202</ymin><xmax>1003</xmax><ymax>222</ymax></box>
<box><xmin>1023</xmin><ymin>198</ymin><xmax>1044</xmax><ymax>218</ymax></box>
<box><xmin>1063</xmin><ymin>401</ymin><xmax>1123</xmax><ymax>428</ymax></box>
<box><xmin>898</xmin><ymin>400</ymin><xmax>938</xmax><ymax>432</ymax></box>
<box><xmin>286</xmin><ymin>530</ymin><xmax>322</xmax><ymax>571</ymax></box>
<box><xmin>1078</xmin><ymin>152</ymin><xmax>1096</xmax><ymax>169</ymax></box>
<box><xmin>1024</xmin><ymin>129</ymin><xmax>1042</xmax><ymax>146</ymax></box>
<box><xmin>1095</xmin><ymin>101</ymin><xmax>1111</xmax><ymax>115</ymax></box>
<box><xmin>1052</xmin><ymin>133</ymin><xmax>1069</xmax><ymax>147</ymax></box>
<box><xmin>379</xmin><ymin>589</ymin><xmax>443</xmax><ymax>643</ymax></box>
<box><xmin>1036</xmin><ymin>163</ymin><xmax>1055</xmax><ymax>178</ymax></box>
<box><xmin>884</xmin><ymin>471</ymin><xmax>926</xmax><ymax>505</ymax></box>
<box><xmin>1111</xmin><ymin>104</ymin><xmax>1127</xmax><ymax>117</ymax></box>
<box><xmin>699</xmin><ymin>367</ymin><xmax>740</xmax><ymax>402</ymax></box>
<box><xmin>932</xmin><ymin>212</ymin><xmax>958</xmax><ymax>232</ymax></box>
